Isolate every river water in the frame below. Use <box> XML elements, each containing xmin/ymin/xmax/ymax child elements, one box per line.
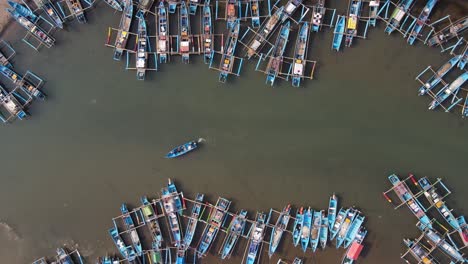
<box><xmin>0</xmin><ymin>0</ymin><xmax>467</xmax><ymax>263</ymax></box>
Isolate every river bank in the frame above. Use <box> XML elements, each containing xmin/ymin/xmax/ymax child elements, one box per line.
<box><xmin>0</xmin><ymin>1</ymin><xmax>11</xmax><ymax>36</ymax></box>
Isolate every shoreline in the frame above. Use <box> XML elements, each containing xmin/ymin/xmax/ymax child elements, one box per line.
<box><xmin>0</xmin><ymin>1</ymin><xmax>11</xmax><ymax>37</ymax></box>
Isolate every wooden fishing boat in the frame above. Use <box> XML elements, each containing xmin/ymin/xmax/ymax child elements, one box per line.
<box><xmin>140</xmin><ymin>196</ymin><xmax>164</xmax><ymax>246</ymax></box>
<box><xmin>121</xmin><ymin>204</ymin><xmax>143</xmax><ymax>256</ymax></box>
<box><xmin>43</xmin><ymin>0</ymin><xmax>64</xmax><ymax>28</ymax></box>
<box><xmin>341</xmin><ymin>227</ymin><xmax>367</xmax><ymax>264</ymax></box>
<box><xmin>8</xmin><ymin>0</ymin><xmax>38</xmax><ymax>22</ymax></box>
<box><xmin>417</xmin><ymin>222</ymin><xmax>465</xmax><ymax>262</ymax></box>
<box><xmin>189</xmin><ymin>0</ymin><xmax>200</xmax><ymax>15</ymax></box>
<box><xmin>103</xmin><ymin>0</ymin><xmax>123</xmax><ymax>11</ymax></box>
<box><xmin>457</xmin><ymin>216</ymin><xmax>468</xmax><ymax>246</ymax></box>
<box><xmin>429</xmin><ymin>72</ymin><xmax>467</xmax><ymax>110</ymax></box>
<box><xmin>219</xmin><ymin>19</ymin><xmax>240</xmax><ymax>83</ymax></box>
<box><xmin>197</xmin><ymin>197</ymin><xmax>231</xmax><ymax>257</ymax></box>
<box><xmin>319</xmin><ymin>211</ymin><xmax>328</xmax><ymax>250</ymax></box>
<box><xmin>56</xmin><ymin>248</ymin><xmax>74</xmax><ymax>264</ymax></box>
<box><xmin>113</xmin><ymin>0</ymin><xmax>133</xmax><ymax>61</ymax></box>
<box><xmin>311</xmin><ymin>0</ymin><xmax>325</xmax><ymax>32</ymax></box>
<box><xmin>246</xmin><ymin>212</ymin><xmax>268</xmax><ymax>264</ymax></box>
<box><xmin>384</xmin><ymin>0</ymin><xmax>415</xmax><ymax>34</ymax></box>
<box><xmin>136</xmin><ymin>13</ymin><xmax>148</xmax><ymax>81</ymax></box>
<box><xmin>332</xmin><ymin>16</ymin><xmax>345</xmax><ymax>51</ymax></box>
<box><xmin>269</xmin><ymin>204</ymin><xmax>291</xmax><ymax>257</ymax></box>
<box><xmin>292</xmin><ymin>207</ymin><xmax>304</xmax><ymax>247</ymax></box>
<box><xmin>292</xmin><ymin>22</ymin><xmax>309</xmax><ymax>87</ymax></box>
<box><xmin>150</xmin><ymin>241</ymin><xmax>163</xmax><ymax>263</ymax></box>
<box><xmin>0</xmin><ymin>85</ymin><xmax>27</xmax><ymax>122</ymax></box>
<box><xmin>328</xmin><ymin>194</ymin><xmax>338</xmax><ymax>232</ymax></box>
<box><xmin>309</xmin><ymin>210</ymin><xmax>322</xmax><ymax>252</ymax></box>
<box><xmin>202</xmin><ymin>0</ymin><xmax>213</xmax><ymax>63</ymax></box>
<box><xmin>266</xmin><ymin>21</ymin><xmax>290</xmax><ymax>86</ymax></box>
<box><xmin>343</xmin><ymin>214</ymin><xmax>365</xmax><ymax>248</ymax></box>
<box><xmin>166</xmin><ymin>138</ymin><xmax>202</xmax><ymax>158</ymax></box>
<box><xmin>161</xmin><ymin>186</ymin><xmax>182</xmax><ymax>245</ymax></box>
<box><xmin>388</xmin><ymin>174</ymin><xmax>432</xmax><ymax>228</ymax></box>
<box><xmin>138</xmin><ymin>0</ymin><xmax>155</xmax><ymax>15</ymax></box>
<box><xmin>250</xmin><ymin>0</ymin><xmax>260</xmax><ymax>28</ymax></box>
<box><xmin>0</xmin><ymin>65</ymin><xmax>45</xmax><ymax>99</ymax></box>
<box><xmin>407</xmin><ymin>0</ymin><xmax>438</xmax><ymax>45</ymax></box>
<box><xmin>7</xmin><ymin>9</ymin><xmax>55</xmax><ymax>49</ymax></box>
<box><xmin>336</xmin><ymin>209</ymin><xmax>357</xmax><ymax>248</ymax></box>
<box><xmin>418</xmin><ymin>55</ymin><xmax>461</xmax><ymax>95</ymax></box>
<box><xmin>168</xmin><ymin>0</ymin><xmax>178</xmax><ymax>13</ymax></box>
<box><xmin>108</xmin><ymin>227</ymin><xmax>137</xmax><ymax>261</ymax></box>
<box><xmin>65</xmin><ymin>0</ymin><xmax>87</xmax><ymax>23</ymax></box>
<box><xmin>157</xmin><ymin>1</ymin><xmax>169</xmax><ymax>63</ymax></box>
<box><xmin>330</xmin><ymin>208</ymin><xmax>348</xmax><ymax>240</ymax></box>
<box><xmin>182</xmin><ymin>193</ymin><xmax>204</xmax><ymax>249</ymax></box>
<box><xmin>220</xmin><ymin>210</ymin><xmax>248</xmax><ymax>259</ymax></box>
<box><xmin>368</xmin><ymin>0</ymin><xmax>380</xmax><ymax>27</ymax></box>
<box><xmin>167</xmin><ymin>179</ymin><xmax>183</xmax><ymax>213</ymax></box>
<box><xmin>403</xmin><ymin>238</ymin><xmax>436</xmax><ymax>264</ymax></box>
<box><xmin>283</xmin><ymin>0</ymin><xmax>303</xmax><ymax>22</ymax></box>
<box><xmin>300</xmin><ymin>207</ymin><xmax>312</xmax><ymax>252</ymax></box>
<box><xmin>246</xmin><ymin>6</ymin><xmax>284</xmax><ymax>59</ymax></box>
<box><xmin>345</xmin><ymin>0</ymin><xmax>362</xmax><ymax>47</ymax></box>
<box><xmin>226</xmin><ymin>0</ymin><xmax>239</xmax><ymax>29</ymax></box>
<box><xmin>176</xmin><ymin>247</ymin><xmax>185</xmax><ymax>264</ymax></box>
<box><xmin>179</xmin><ymin>1</ymin><xmax>191</xmax><ymax>64</ymax></box>
<box><xmin>427</xmin><ymin>16</ymin><xmax>468</xmax><ymax>47</ymax></box>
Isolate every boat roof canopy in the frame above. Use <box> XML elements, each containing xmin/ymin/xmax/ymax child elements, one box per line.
<box><xmin>347</xmin><ymin>242</ymin><xmax>363</xmax><ymax>260</ymax></box>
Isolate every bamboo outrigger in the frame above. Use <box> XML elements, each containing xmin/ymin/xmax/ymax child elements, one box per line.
<box><xmin>406</xmin><ymin>0</ymin><xmax>438</xmax><ymax>45</ymax></box>
<box><xmin>383</xmin><ymin>0</ymin><xmax>415</xmax><ymax>34</ymax></box>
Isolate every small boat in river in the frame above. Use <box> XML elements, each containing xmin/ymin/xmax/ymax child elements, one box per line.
<box><xmin>103</xmin><ymin>0</ymin><xmax>123</xmax><ymax>11</ymax></box>
<box><xmin>0</xmin><ymin>85</ymin><xmax>27</xmax><ymax>122</ymax></box>
<box><xmin>157</xmin><ymin>1</ymin><xmax>169</xmax><ymax>63</ymax></box>
<box><xmin>319</xmin><ymin>210</ymin><xmax>328</xmax><ymax>249</ymax></box>
<box><xmin>136</xmin><ymin>13</ymin><xmax>148</xmax><ymax>81</ymax></box>
<box><xmin>269</xmin><ymin>205</ymin><xmax>291</xmax><ymax>257</ymax></box>
<box><xmin>32</xmin><ymin>0</ymin><xmax>64</xmax><ymax>28</ymax></box>
<box><xmin>384</xmin><ymin>0</ymin><xmax>415</xmax><ymax>34</ymax></box>
<box><xmin>311</xmin><ymin>0</ymin><xmax>325</xmax><ymax>32</ymax></box>
<box><xmin>310</xmin><ymin>210</ymin><xmax>322</xmax><ymax>252</ymax></box>
<box><xmin>345</xmin><ymin>0</ymin><xmax>362</xmax><ymax>47</ymax></box>
<box><xmin>407</xmin><ymin>0</ymin><xmax>438</xmax><ymax>45</ymax></box>
<box><xmin>0</xmin><ymin>65</ymin><xmax>45</xmax><ymax>99</ymax></box>
<box><xmin>246</xmin><ymin>212</ymin><xmax>268</xmax><ymax>264</ymax></box>
<box><xmin>328</xmin><ymin>194</ymin><xmax>338</xmax><ymax>231</ymax></box>
<box><xmin>113</xmin><ymin>0</ymin><xmax>133</xmax><ymax>61</ymax></box>
<box><xmin>457</xmin><ymin>216</ymin><xmax>468</xmax><ymax>246</ymax></box>
<box><xmin>336</xmin><ymin>209</ymin><xmax>357</xmax><ymax>248</ymax></box>
<box><xmin>8</xmin><ymin>0</ymin><xmax>38</xmax><ymax>22</ymax></box>
<box><xmin>418</xmin><ymin>55</ymin><xmax>460</xmax><ymax>95</ymax></box>
<box><xmin>332</xmin><ymin>16</ymin><xmax>345</xmax><ymax>51</ymax></box>
<box><xmin>368</xmin><ymin>0</ymin><xmax>380</xmax><ymax>27</ymax></box>
<box><xmin>219</xmin><ymin>19</ymin><xmax>240</xmax><ymax>83</ymax></box>
<box><xmin>202</xmin><ymin>0</ymin><xmax>213</xmax><ymax>63</ymax></box>
<box><xmin>250</xmin><ymin>0</ymin><xmax>260</xmax><ymax>28</ymax></box>
<box><xmin>300</xmin><ymin>207</ymin><xmax>312</xmax><ymax>252</ymax></box>
<box><xmin>246</xmin><ymin>6</ymin><xmax>284</xmax><ymax>59</ymax></box>
<box><xmin>65</xmin><ymin>0</ymin><xmax>87</xmax><ymax>23</ymax></box>
<box><xmin>266</xmin><ymin>21</ymin><xmax>290</xmax><ymax>86</ymax></box>
<box><xmin>167</xmin><ymin>178</ymin><xmax>183</xmax><ymax>214</ymax></box>
<box><xmin>7</xmin><ymin>9</ymin><xmax>55</xmax><ymax>48</ymax></box>
<box><xmin>166</xmin><ymin>138</ymin><xmax>203</xmax><ymax>158</ymax></box>
<box><xmin>403</xmin><ymin>238</ymin><xmax>436</xmax><ymax>264</ymax></box>
<box><xmin>343</xmin><ymin>214</ymin><xmax>365</xmax><ymax>248</ymax></box>
<box><xmin>417</xmin><ymin>222</ymin><xmax>465</xmax><ymax>263</ymax></box>
<box><xmin>292</xmin><ymin>22</ymin><xmax>309</xmax><ymax>87</ymax></box>
<box><xmin>429</xmin><ymin>72</ymin><xmax>468</xmax><ymax>110</ymax></box>
<box><xmin>56</xmin><ymin>248</ymin><xmax>76</xmax><ymax>264</ymax></box>
<box><xmin>161</xmin><ymin>185</ymin><xmax>182</xmax><ymax>245</ymax></box>
<box><xmin>292</xmin><ymin>207</ymin><xmax>304</xmax><ymax>247</ymax></box>
<box><xmin>182</xmin><ymin>193</ymin><xmax>204</xmax><ymax>249</ymax></box>
<box><xmin>140</xmin><ymin>196</ymin><xmax>163</xmax><ymax>246</ymax></box>
<box><xmin>341</xmin><ymin>227</ymin><xmax>367</xmax><ymax>264</ymax></box>
<box><xmin>109</xmin><ymin>227</ymin><xmax>137</xmax><ymax>261</ymax></box>
<box><xmin>220</xmin><ymin>210</ymin><xmax>248</xmax><ymax>259</ymax></box>
<box><xmin>427</xmin><ymin>16</ymin><xmax>468</xmax><ymax>47</ymax></box>
<box><xmin>226</xmin><ymin>0</ymin><xmax>239</xmax><ymax>29</ymax></box>
<box><xmin>168</xmin><ymin>0</ymin><xmax>178</xmax><ymax>13</ymax></box>
<box><xmin>121</xmin><ymin>203</ymin><xmax>143</xmax><ymax>256</ymax></box>
<box><xmin>179</xmin><ymin>1</ymin><xmax>191</xmax><ymax>64</ymax></box>
<box><xmin>330</xmin><ymin>208</ymin><xmax>348</xmax><ymax>240</ymax></box>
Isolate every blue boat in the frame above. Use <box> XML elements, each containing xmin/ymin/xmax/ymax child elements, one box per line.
<box><xmin>219</xmin><ymin>19</ymin><xmax>240</xmax><ymax>83</ymax></box>
<box><xmin>0</xmin><ymin>65</ymin><xmax>45</xmax><ymax>100</ymax></box>
<box><xmin>157</xmin><ymin>1</ymin><xmax>169</xmax><ymax>63</ymax></box>
<box><xmin>150</xmin><ymin>241</ymin><xmax>163</xmax><ymax>263</ymax></box>
<box><xmin>292</xmin><ymin>207</ymin><xmax>304</xmax><ymax>247</ymax></box>
<box><xmin>345</xmin><ymin>0</ymin><xmax>362</xmax><ymax>47</ymax></box>
<box><xmin>108</xmin><ymin>227</ymin><xmax>137</xmax><ymax>261</ymax></box>
<box><xmin>136</xmin><ymin>13</ymin><xmax>148</xmax><ymax>81</ymax></box>
<box><xmin>311</xmin><ymin>0</ymin><xmax>326</xmax><ymax>32</ymax></box>
<box><xmin>291</xmin><ymin>22</ymin><xmax>309</xmax><ymax>87</ymax></box>
<box><xmin>250</xmin><ymin>0</ymin><xmax>260</xmax><ymax>28</ymax></box>
<box><xmin>266</xmin><ymin>21</ymin><xmax>290</xmax><ymax>86</ymax></box>
<box><xmin>429</xmin><ymin>72</ymin><xmax>468</xmax><ymax>110</ymax></box>
<box><xmin>319</xmin><ymin>210</ymin><xmax>328</xmax><ymax>250</ymax></box>
<box><xmin>368</xmin><ymin>0</ymin><xmax>380</xmax><ymax>27</ymax></box>
<box><xmin>407</xmin><ymin>0</ymin><xmax>438</xmax><ymax>45</ymax></box>
<box><xmin>197</xmin><ymin>197</ymin><xmax>231</xmax><ymax>257</ymax></box>
<box><xmin>56</xmin><ymin>248</ymin><xmax>74</xmax><ymax>264</ymax></box>
<box><xmin>300</xmin><ymin>207</ymin><xmax>312</xmax><ymax>252</ymax></box>
<box><xmin>220</xmin><ymin>210</ymin><xmax>248</xmax><ymax>259</ymax></box>
<box><xmin>113</xmin><ymin>0</ymin><xmax>133</xmax><ymax>61</ymax></box>
<box><xmin>328</xmin><ymin>194</ymin><xmax>338</xmax><ymax>231</ymax></box>
<box><xmin>8</xmin><ymin>0</ymin><xmax>38</xmax><ymax>22</ymax></box>
<box><xmin>182</xmin><ymin>193</ymin><xmax>204</xmax><ymax>249</ymax></box>
<box><xmin>166</xmin><ymin>138</ymin><xmax>202</xmax><ymax>158</ymax></box>
<box><xmin>42</xmin><ymin>1</ymin><xmax>64</xmax><ymax>29</ymax></box>
<box><xmin>161</xmin><ymin>185</ymin><xmax>182</xmax><ymax>246</ymax></box>
<box><xmin>417</xmin><ymin>222</ymin><xmax>465</xmax><ymax>263</ymax></box>
<box><xmin>138</xmin><ymin>0</ymin><xmax>155</xmax><ymax>15</ymax></box>
<box><xmin>330</xmin><ymin>208</ymin><xmax>348</xmax><ymax>240</ymax></box>
<box><xmin>283</xmin><ymin>0</ymin><xmax>303</xmax><ymax>22</ymax></box>
<box><xmin>418</xmin><ymin>55</ymin><xmax>461</xmax><ymax>96</ymax></box>
<box><xmin>168</xmin><ymin>0</ymin><xmax>178</xmax><ymax>13</ymax></box>
<box><xmin>121</xmin><ymin>204</ymin><xmax>143</xmax><ymax>256</ymax></box>
<box><xmin>103</xmin><ymin>0</ymin><xmax>123</xmax><ymax>11</ymax></box>
<box><xmin>310</xmin><ymin>210</ymin><xmax>322</xmax><ymax>252</ymax></box>
<box><xmin>226</xmin><ymin>0</ymin><xmax>239</xmax><ymax>29</ymax></box>
<box><xmin>343</xmin><ymin>214</ymin><xmax>365</xmax><ymax>248</ymax></box>
<box><xmin>202</xmin><ymin>0</ymin><xmax>213</xmax><ymax>63</ymax></box>
<box><xmin>0</xmin><ymin>85</ymin><xmax>27</xmax><ymax>122</ymax></box>
<box><xmin>246</xmin><ymin>6</ymin><xmax>284</xmax><ymax>59</ymax></box>
<box><xmin>98</xmin><ymin>256</ymin><xmax>119</xmax><ymax>264</ymax></box>
<box><xmin>384</xmin><ymin>0</ymin><xmax>415</xmax><ymax>34</ymax></box>
<box><xmin>65</xmin><ymin>0</ymin><xmax>87</xmax><ymax>23</ymax></box>
<box><xmin>167</xmin><ymin>178</ymin><xmax>184</xmax><ymax>213</ymax></box>
<box><xmin>332</xmin><ymin>16</ymin><xmax>346</xmax><ymax>51</ymax></box>
<box><xmin>246</xmin><ymin>212</ymin><xmax>267</xmax><ymax>264</ymax></box>
<box><xmin>176</xmin><ymin>247</ymin><xmax>185</xmax><ymax>264</ymax></box>
<box><xmin>341</xmin><ymin>227</ymin><xmax>367</xmax><ymax>264</ymax></box>
<box><xmin>336</xmin><ymin>209</ymin><xmax>357</xmax><ymax>248</ymax></box>
<box><xmin>7</xmin><ymin>9</ymin><xmax>55</xmax><ymax>49</ymax></box>
<box><xmin>140</xmin><ymin>196</ymin><xmax>163</xmax><ymax>246</ymax></box>
<box><xmin>403</xmin><ymin>238</ymin><xmax>436</xmax><ymax>264</ymax></box>
<box><xmin>179</xmin><ymin>1</ymin><xmax>191</xmax><ymax>64</ymax></box>
<box><xmin>427</xmin><ymin>17</ymin><xmax>468</xmax><ymax>47</ymax></box>
<box><xmin>457</xmin><ymin>216</ymin><xmax>468</xmax><ymax>247</ymax></box>
<box><xmin>269</xmin><ymin>204</ymin><xmax>291</xmax><ymax>257</ymax></box>
<box><xmin>189</xmin><ymin>0</ymin><xmax>200</xmax><ymax>15</ymax></box>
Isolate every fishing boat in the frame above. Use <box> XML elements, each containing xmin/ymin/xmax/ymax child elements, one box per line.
<box><xmin>332</xmin><ymin>16</ymin><xmax>346</xmax><ymax>51</ymax></box>
<box><xmin>98</xmin><ymin>256</ymin><xmax>120</xmax><ymax>264</ymax></box>
<box><xmin>283</xmin><ymin>0</ymin><xmax>303</xmax><ymax>22</ymax></box>
<box><xmin>0</xmin><ymin>85</ymin><xmax>27</xmax><ymax>122</ymax></box>
<box><xmin>65</xmin><ymin>0</ymin><xmax>87</xmax><ymax>23</ymax></box>
<box><xmin>427</xmin><ymin>17</ymin><xmax>468</xmax><ymax>47</ymax></box>
<box><xmin>292</xmin><ymin>207</ymin><xmax>304</xmax><ymax>247</ymax></box>
<box><xmin>266</xmin><ymin>21</ymin><xmax>290</xmax><ymax>86</ymax></box>
<box><xmin>417</xmin><ymin>222</ymin><xmax>465</xmax><ymax>263</ymax></box>
<box><xmin>403</xmin><ymin>238</ymin><xmax>436</xmax><ymax>264</ymax></box>
<box><xmin>32</xmin><ymin>0</ymin><xmax>64</xmax><ymax>28</ymax></box>
<box><xmin>345</xmin><ymin>0</ymin><xmax>362</xmax><ymax>47</ymax></box>
<box><xmin>220</xmin><ymin>210</ymin><xmax>248</xmax><ymax>259</ymax></box>
<box><xmin>269</xmin><ymin>205</ymin><xmax>291</xmax><ymax>257</ymax></box>
<box><xmin>429</xmin><ymin>72</ymin><xmax>468</xmax><ymax>110</ymax></box>
<box><xmin>388</xmin><ymin>174</ymin><xmax>432</xmax><ymax>228</ymax></box>
<box><xmin>182</xmin><ymin>193</ymin><xmax>204</xmax><ymax>249</ymax></box>
<box><xmin>336</xmin><ymin>209</ymin><xmax>357</xmax><ymax>248</ymax></box>
<box><xmin>168</xmin><ymin>0</ymin><xmax>178</xmax><ymax>13</ymax></box>
<box><xmin>342</xmin><ymin>214</ymin><xmax>365</xmax><ymax>248</ymax></box>
<box><xmin>8</xmin><ymin>0</ymin><xmax>38</xmax><ymax>22</ymax></box>
<box><xmin>176</xmin><ymin>247</ymin><xmax>185</xmax><ymax>264</ymax></box>
<box><xmin>311</xmin><ymin>0</ymin><xmax>325</xmax><ymax>32</ymax></box>
<box><xmin>300</xmin><ymin>207</ymin><xmax>312</xmax><ymax>252</ymax></box>
<box><xmin>167</xmin><ymin>178</ymin><xmax>184</xmax><ymax>213</ymax></box>
<box><xmin>189</xmin><ymin>0</ymin><xmax>200</xmax><ymax>15</ymax></box>
<box><xmin>417</xmin><ymin>177</ymin><xmax>460</xmax><ymax>230</ymax></box>
<box><xmin>140</xmin><ymin>196</ymin><xmax>163</xmax><ymax>246</ymax></box>
<box><xmin>219</xmin><ymin>19</ymin><xmax>240</xmax><ymax>83</ymax></box>
<box><xmin>157</xmin><ymin>1</ymin><xmax>169</xmax><ymax>63</ymax></box>
<box><xmin>319</xmin><ymin>211</ymin><xmax>328</xmax><ymax>250</ymax></box>
<box><xmin>113</xmin><ymin>0</ymin><xmax>133</xmax><ymax>61</ymax></box>
<box><xmin>108</xmin><ymin>227</ymin><xmax>137</xmax><ymax>261</ymax></box>
<box><xmin>368</xmin><ymin>0</ymin><xmax>380</xmax><ymax>27</ymax></box>
<box><xmin>330</xmin><ymin>208</ymin><xmax>348</xmax><ymax>240</ymax></box>
<box><xmin>291</xmin><ymin>22</ymin><xmax>309</xmax><ymax>87</ymax></box>
<box><xmin>197</xmin><ymin>197</ymin><xmax>231</xmax><ymax>257</ymax></box>
<box><xmin>246</xmin><ymin>212</ymin><xmax>268</xmax><ymax>264</ymax></box>
<box><xmin>7</xmin><ymin>9</ymin><xmax>55</xmax><ymax>48</ymax></box>
<box><xmin>341</xmin><ymin>227</ymin><xmax>367</xmax><ymax>264</ymax></box>
<box><xmin>121</xmin><ymin>204</ymin><xmax>143</xmax><ymax>256</ymax></box>
<box><xmin>202</xmin><ymin>0</ymin><xmax>213</xmax><ymax>63</ymax></box>
<box><xmin>161</xmin><ymin>185</ymin><xmax>182</xmax><ymax>245</ymax></box>
<box><xmin>56</xmin><ymin>248</ymin><xmax>74</xmax><ymax>264</ymax></box>
<box><xmin>246</xmin><ymin>6</ymin><xmax>284</xmax><ymax>59</ymax></box>
<box><xmin>138</xmin><ymin>0</ymin><xmax>155</xmax><ymax>15</ymax></box>
<box><xmin>150</xmin><ymin>241</ymin><xmax>163</xmax><ymax>264</ymax></box>
<box><xmin>310</xmin><ymin>210</ymin><xmax>322</xmax><ymax>252</ymax></box>
<box><xmin>250</xmin><ymin>0</ymin><xmax>260</xmax><ymax>28</ymax></box>
<box><xmin>136</xmin><ymin>13</ymin><xmax>148</xmax><ymax>80</ymax></box>
<box><xmin>407</xmin><ymin>0</ymin><xmax>438</xmax><ymax>45</ymax></box>
<box><xmin>418</xmin><ymin>55</ymin><xmax>461</xmax><ymax>95</ymax></box>
<box><xmin>226</xmin><ymin>0</ymin><xmax>239</xmax><ymax>29</ymax></box>
<box><xmin>459</xmin><ymin>48</ymin><xmax>468</xmax><ymax>70</ymax></box>
<box><xmin>166</xmin><ymin>138</ymin><xmax>203</xmax><ymax>158</ymax></box>
<box><xmin>328</xmin><ymin>194</ymin><xmax>338</xmax><ymax>231</ymax></box>
<box><xmin>0</xmin><ymin>65</ymin><xmax>45</xmax><ymax>99</ymax></box>
<box><xmin>384</xmin><ymin>0</ymin><xmax>415</xmax><ymax>34</ymax></box>
<box><xmin>179</xmin><ymin>1</ymin><xmax>191</xmax><ymax>64</ymax></box>
<box><xmin>457</xmin><ymin>216</ymin><xmax>468</xmax><ymax>246</ymax></box>
<box><xmin>103</xmin><ymin>0</ymin><xmax>123</xmax><ymax>11</ymax></box>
